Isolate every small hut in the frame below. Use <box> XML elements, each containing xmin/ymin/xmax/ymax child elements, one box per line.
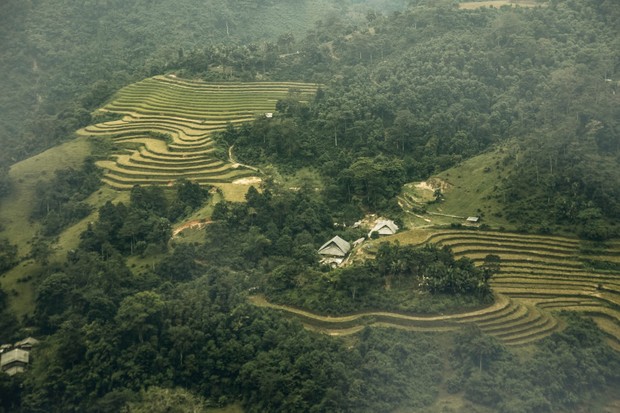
<box><xmin>368</xmin><ymin>220</ymin><xmax>399</xmax><ymax>238</ymax></box>
<box><xmin>318</xmin><ymin>236</ymin><xmax>351</xmax><ymax>267</ymax></box>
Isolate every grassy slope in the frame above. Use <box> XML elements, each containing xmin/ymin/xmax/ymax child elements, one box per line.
<box><xmin>0</xmin><ymin>137</ymin><xmax>95</xmax><ymax>317</ymax></box>
<box><xmin>0</xmin><ymin>145</ymin><xmax>254</xmax><ymax>317</ymax></box>
<box><xmin>342</xmin><ymin>144</ymin><xmax>620</xmax><ymax>352</ymax></box>
<box><xmin>0</xmin><ymin>138</ymin><xmax>91</xmax><ymax>255</ymax></box>
<box><xmin>1</xmin><ymin>73</ymin><xmax>306</xmax><ymax>317</ymax></box>
<box><xmin>401</xmin><ymin>145</ymin><xmax>514</xmax><ymax>229</ymax></box>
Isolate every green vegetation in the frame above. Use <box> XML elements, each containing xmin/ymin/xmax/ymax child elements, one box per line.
<box><xmin>0</xmin><ymin>239</ymin><xmax>18</xmax><ymax>274</ymax></box>
<box><xmin>452</xmin><ymin>314</ymin><xmax>620</xmax><ymax>412</ymax></box>
<box><xmin>79</xmin><ymin>181</ymin><xmax>211</xmax><ymax>259</ymax></box>
<box><xmin>388</xmin><ymin>228</ymin><xmax>620</xmax><ymax>348</ymax></box>
<box><xmin>0</xmin><ymin>0</ymin><xmax>619</xmax><ymax>412</ymax></box>
<box><xmin>407</xmin><ymin>146</ymin><xmax>516</xmax><ymax>228</ymax></box>
<box><xmin>79</xmin><ymin>76</ymin><xmax>318</xmax><ymax>189</ymax></box>
<box><xmin>268</xmin><ymin>242</ymin><xmax>493</xmax><ymax>315</ymax></box>
<box><xmin>30</xmin><ymin>158</ymin><xmax>102</xmax><ymax>237</ymax></box>
<box><xmin>0</xmin><ymin>0</ymin><xmax>405</xmax><ymax>173</ymax></box>
<box><xmin>0</xmin><ymin>138</ymin><xmax>93</xmax><ymax>256</ymax></box>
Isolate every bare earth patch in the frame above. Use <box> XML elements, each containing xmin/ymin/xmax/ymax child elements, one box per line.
<box><xmin>414</xmin><ymin>177</ymin><xmax>452</xmax><ymax>195</ymax></box>
<box><xmin>172</xmin><ymin>220</ymin><xmax>212</xmax><ymax>237</ymax></box>
<box><xmin>415</xmin><ymin>181</ymin><xmax>435</xmax><ymax>192</ymax></box>
<box><xmin>232</xmin><ymin>177</ymin><xmax>262</xmax><ymax>185</ymax></box>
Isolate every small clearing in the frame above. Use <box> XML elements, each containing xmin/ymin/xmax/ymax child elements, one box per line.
<box><xmin>232</xmin><ymin>177</ymin><xmax>262</xmax><ymax>185</ymax></box>
<box><xmin>172</xmin><ymin>220</ymin><xmax>212</xmax><ymax>238</ymax></box>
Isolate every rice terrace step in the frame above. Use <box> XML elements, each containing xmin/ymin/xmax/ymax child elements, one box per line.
<box><xmin>252</xmin><ymin>229</ymin><xmax>620</xmax><ymax>349</ymax></box>
<box><xmin>78</xmin><ymin>75</ymin><xmax>319</xmax><ymax>190</ymax></box>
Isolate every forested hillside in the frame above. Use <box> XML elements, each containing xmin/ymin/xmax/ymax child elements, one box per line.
<box><xmin>1</xmin><ymin>0</ymin><xmax>618</xmax><ymax>231</ymax></box>
<box><xmin>207</xmin><ymin>0</ymin><xmax>620</xmax><ymax>233</ymax></box>
<box><xmin>0</xmin><ymin>0</ymin><xmax>401</xmax><ymax>169</ymax></box>
<box><xmin>1</xmin><ymin>0</ymin><xmax>620</xmax><ymax>412</ymax></box>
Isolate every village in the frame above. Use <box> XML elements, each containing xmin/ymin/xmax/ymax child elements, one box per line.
<box><xmin>318</xmin><ymin>214</ymin><xmax>480</xmax><ymax>268</ymax></box>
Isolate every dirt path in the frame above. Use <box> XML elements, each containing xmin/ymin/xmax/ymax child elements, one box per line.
<box><xmin>249</xmin><ymin>294</ymin><xmax>508</xmax><ymax>326</ymax></box>
<box><xmin>427</xmin><ymin>212</ymin><xmax>465</xmax><ymax>219</ymax></box>
<box><xmin>228</xmin><ymin>145</ymin><xmax>260</xmax><ymax>172</ymax></box>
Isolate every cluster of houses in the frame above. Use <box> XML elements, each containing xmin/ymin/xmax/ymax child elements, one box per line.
<box><xmin>318</xmin><ymin>219</ymin><xmax>399</xmax><ymax>268</ymax></box>
<box><xmin>0</xmin><ymin>337</ymin><xmax>39</xmax><ymax>376</ymax></box>
<box><xmin>317</xmin><ymin>213</ymin><xmax>481</xmax><ymax>268</ymax></box>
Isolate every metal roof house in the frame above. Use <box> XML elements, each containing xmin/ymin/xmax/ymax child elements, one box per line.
<box><xmin>318</xmin><ymin>236</ymin><xmax>351</xmax><ymax>267</ymax></box>
<box><xmin>368</xmin><ymin>220</ymin><xmax>399</xmax><ymax>238</ymax></box>
<box><xmin>1</xmin><ymin>348</ymin><xmax>29</xmax><ymax>376</ymax></box>
<box><xmin>466</xmin><ymin>216</ymin><xmax>480</xmax><ymax>224</ymax></box>
<box><xmin>16</xmin><ymin>337</ymin><xmax>39</xmax><ymax>350</ymax></box>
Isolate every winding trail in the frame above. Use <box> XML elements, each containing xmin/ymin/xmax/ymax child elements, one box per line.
<box><xmin>228</xmin><ymin>145</ymin><xmax>261</xmax><ymax>173</ymax></box>
<box><xmin>249</xmin><ymin>294</ymin><xmax>559</xmax><ymax>346</ymax></box>
<box><xmin>250</xmin><ymin>294</ymin><xmax>508</xmax><ymax>324</ymax></box>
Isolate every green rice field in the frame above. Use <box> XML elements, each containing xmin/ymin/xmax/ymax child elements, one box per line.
<box><xmin>79</xmin><ymin>75</ymin><xmax>319</xmax><ymax>190</ymax></box>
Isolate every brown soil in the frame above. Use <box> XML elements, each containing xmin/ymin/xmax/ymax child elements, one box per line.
<box><xmin>172</xmin><ymin>220</ymin><xmax>212</xmax><ymax>237</ymax></box>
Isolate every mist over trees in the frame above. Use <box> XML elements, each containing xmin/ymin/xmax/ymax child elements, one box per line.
<box><xmin>0</xmin><ymin>0</ymin><xmax>619</xmax><ymax>412</ymax></box>
<box><xmin>205</xmin><ymin>0</ymin><xmax>619</xmax><ymax>233</ymax></box>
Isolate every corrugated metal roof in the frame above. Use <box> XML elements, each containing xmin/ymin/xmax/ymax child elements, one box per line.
<box><xmin>318</xmin><ymin>236</ymin><xmax>351</xmax><ymax>256</ymax></box>
<box><xmin>370</xmin><ymin>220</ymin><xmax>399</xmax><ymax>235</ymax></box>
<box><xmin>1</xmin><ymin>348</ymin><xmax>29</xmax><ymax>367</ymax></box>
<box><xmin>16</xmin><ymin>337</ymin><xmax>39</xmax><ymax>348</ymax></box>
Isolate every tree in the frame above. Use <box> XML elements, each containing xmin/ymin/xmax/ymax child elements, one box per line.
<box><xmin>31</xmin><ymin>239</ymin><xmax>52</xmax><ymax>265</ymax></box>
<box><xmin>336</xmin><ymin>266</ymin><xmax>379</xmax><ymax>301</ymax></box>
<box><xmin>130</xmin><ymin>185</ymin><xmax>167</xmax><ymax>214</ymax></box>
<box><xmin>482</xmin><ymin>254</ymin><xmax>501</xmax><ymax>275</ymax></box>
<box><xmin>454</xmin><ymin>326</ymin><xmax>504</xmax><ymax>373</ymax></box>
<box><xmin>343</xmin><ymin>156</ymin><xmax>406</xmax><ymax>209</ymax></box>
<box><xmin>0</xmin><ymin>238</ymin><xmax>18</xmax><ymax>272</ymax></box>
<box><xmin>277</xmin><ymin>32</ymin><xmax>295</xmax><ymax>54</ymax></box>
<box><xmin>176</xmin><ymin>179</ymin><xmax>209</xmax><ymax>210</ymax></box>
<box><xmin>155</xmin><ymin>244</ymin><xmax>200</xmax><ymax>282</ymax></box>
<box><xmin>115</xmin><ymin>291</ymin><xmax>164</xmax><ymax>343</ymax></box>
<box><xmin>122</xmin><ymin>387</ymin><xmax>207</xmax><ymax>413</ymax></box>
<box><xmin>0</xmin><ymin>373</ymin><xmax>22</xmax><ymax>411</ymax></box>
<box><xmin>35</xmin><ymin>272</ymin><xmax>73</xmax><ymax>332</ymax></box>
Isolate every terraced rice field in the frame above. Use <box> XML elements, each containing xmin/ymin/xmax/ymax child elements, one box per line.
<box><xmin>79</xmin><ymin>75</ymin><xmax>318</xmax><ymax>189</ymax></box>
<box><xmin>254</xmin><ymin>230</ymin><xmax>620</xmax><ymax>349</ymax></box>
<box><xmin>420</xmin><ymin>230</ymin><xmax>619</xmax><ymax>347</ymax></box>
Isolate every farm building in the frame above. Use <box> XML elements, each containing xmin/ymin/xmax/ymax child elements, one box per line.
<box><xmin>466</xmin><ymin>216</ymin><xmax>480</xmax><ymax>224</ymax></box>
<box><xmin>0</xmin><ymin>336</ymin><xmax>39</xmax><ymax>376</ymax></box>
<box><xmin>318</xmin><ymin>236</ymin><xmax>351</xmax><ymax>267</ymax></box>
<box><xmin>16</xmin><ymin>337</ymin><xmax>39</xmax><ymax>350</ymax></box>
<box><xmin>368</xmin><ymin>220</ymin><xmax>399</xmax><ymax>238</ymax></box>
<box><xmin>1</xmin><ymin>348</ymin><xmax>29</xmax><ymax>376</ymax></box>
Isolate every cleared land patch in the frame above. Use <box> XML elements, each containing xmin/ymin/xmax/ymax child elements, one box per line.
<box><xmin>79</xmin><ymin>75</ymin><xmax>318</xmax><ymax>193</ymax></box>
